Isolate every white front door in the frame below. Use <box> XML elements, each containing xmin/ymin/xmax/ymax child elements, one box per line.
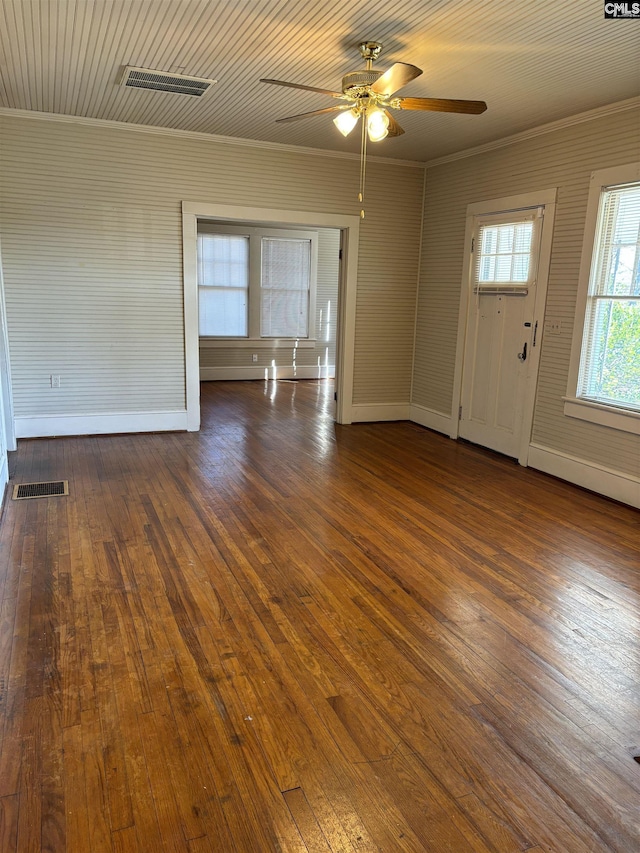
<box><xmin>459</xmin><ymin>208</ymin><xmax>544</xmax><ymax>458</ymax></box>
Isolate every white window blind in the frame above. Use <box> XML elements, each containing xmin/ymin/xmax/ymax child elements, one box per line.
<box><xmin>198</xmin><ymin>233</ymin><xmax>249</xmax><ymax>336</ymax></box>
<box><xmin>578</xmin><ymin>182</ymin><xmax>640</xmax><ymax>409</ymax></box>
<box><xmin>477</xmin><ymin>221</ymin><xmax>534</xmax><ymax>284</ymax></box>
<box><xmin>260</xmin><ymin>237</ymin><xmax>311</xmax><ymax>338</ymax></box>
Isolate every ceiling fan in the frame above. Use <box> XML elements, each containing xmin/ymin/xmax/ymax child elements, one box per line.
<box><xmin>261</xmin><ymin>41</ymin><xmax>487</xmax><ymax>216</ymax></box>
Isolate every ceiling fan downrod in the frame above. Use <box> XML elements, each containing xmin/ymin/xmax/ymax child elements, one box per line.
<box><xmin>359</xmin><ymin>41</ymin><xmax>383</xmax><ymax>69</ymax></box>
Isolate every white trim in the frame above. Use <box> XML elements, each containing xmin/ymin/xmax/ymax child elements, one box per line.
<box><xmin>335</xmin><ymin>229</ymin><xmax>357</xmax><ymax>425</ymax></box>
<box><xmin>0</xmin><ymin>238</ymin><xmax>15</xmax><ymax>452</ymax></box>
<box><xmin>409</xmin><ymin>167</ymin><xmax>428</xmax><ymax>407</ymax></box>
<box><xmin>450</xmin><ymin>212</ymin><xmax>476</xmax><ymax>440</ymax></box>
<box><xmin>452</xmin><ymin>189</ymin><xmax>557</xmax><ymax>463</ymax></box>
<box><xmin>350</xmin><ymin>403</ymin><xmax>410</xmax><ymax>423</ymax></box>
<box><xmin>183</xmin><ymin>201</ymin><xmax>359</xmax><ymax>426</ymax></box>
<box><xmin>410</xmin><ymin>404</ymin><xmax>452</xmax><ymax>436</ymax></box>
<box><xmin>563</xmin><ymin>397</ymin><xmax>640</xmax><ymax>435</ymax></box>
<box><xmin>565</xmin><ymin>162</ymin><xmax>640</xmax><ymax>435</ymax></box>
<box><xmin>0</xmin><ymin>453</ymin><xmax>7</xmax><ymax>503</ymax></box>
<box><xmin>0</xmin><ymin>108</ymin><xmax>423</xmax><ymax>168</ymax></box>
<box><xmin>15</xmin><ymin>410</ymin><xmax>188</xmax><ymax>439</ymax></box>
<box><xmin>424</xmin><ymin>97</ymin><xmax>640</xmax><ymax>168</ymax></box>
<box><xmin>528</xmin><ymin>443</ymin><xmax>640</xmax><ymax>509</ymax></box>
<box><xmin>517</xmin><ymin>196</ymin><xmax>556</xmax><ymax>463</ymax></box>
<box><xmin>466</xmin><ymin>190</ymin><xmax>558</xmax><ymax>217</ymax></box>
<box><xmin>3</xmin><ymin>101</ymin><xmax>636</xmax><ymax>171</ymax></box>
<box><xmin>182</xmin><ymin>210</ymin><xmax>200</xmax><ymax>431</ymax></box>
<box><xmin>201</xmin><ymin>366</ymin><xmax>335</xmax><ymax>381</ymax></box>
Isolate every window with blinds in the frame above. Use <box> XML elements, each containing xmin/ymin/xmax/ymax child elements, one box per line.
<box><xmin>261</xmin><ymin>237</ymin><xmax>311</xmax><ymax>338</ymax></box>
<box><xmin>197</xmin><ymin>225</ymin><xmax>317</xmax><ymax>340</ymax></box>
<box><xmin>198</xmin><ymin>233</ymin><xmax>249</xmax><ymax>336</ymax></box>
<box><xmin>578</xmin><ymin>182</ymin><xmax>640</xmax><ymax>410</ymax></box>
<box><xmin>477</xmin><ymin>221</ymin><xmax>533</xmax><ymax>284</ymax></box>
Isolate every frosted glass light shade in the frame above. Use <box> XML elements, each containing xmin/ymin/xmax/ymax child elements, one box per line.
<box><xmin>367</xmin><ymin>107</ymin><xmax>389</xmax><ymax>142</ymax></box>
<box><xmin>333</xmin><ymin>109</ymin><xmax>359</xmax><ymax>137</ymax></box>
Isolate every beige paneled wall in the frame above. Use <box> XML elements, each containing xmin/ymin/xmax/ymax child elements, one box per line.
<box><xmin>413</xmin><ymin>107</ymin><xmax>640</xmax><ymax>477</ymax></box>
<box><xmin>0</xmin><ymin>114</ymin><xmax>423</xmax><ymax>425</ymax></box>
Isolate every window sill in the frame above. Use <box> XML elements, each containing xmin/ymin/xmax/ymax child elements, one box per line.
<box><xmin>563</xmin><ymin>397</ymin><xmax>640</xmax><ymax>436</ymax></box>
<box><xmin>199</xmin><ymin>338</ymin><xmax>317</xmax><ymax>349</ymax></box>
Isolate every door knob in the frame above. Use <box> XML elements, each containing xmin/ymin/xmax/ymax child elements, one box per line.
<box><xmin>518</xmin><ymin>341</ymin><xmax>527</xmax><ymax>362</ymax></box>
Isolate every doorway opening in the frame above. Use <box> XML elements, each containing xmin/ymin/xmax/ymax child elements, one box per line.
<box><xmin>182</xmin><ymin>202</ymin><xmax>360</xmax><ymax>431</ymax></box>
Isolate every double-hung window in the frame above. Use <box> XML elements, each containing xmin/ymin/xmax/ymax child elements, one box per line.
<box><xmin>198</xmin><ymin>233</ymin><xmax>249</xmax><ymax>337</ymax></box>
<box><xmin>197</xmin><ymin>224</ymin><xmax>317</xmax><ymax>342</ymax></box>
<box><xmin>261</xmin><ymin>237</ymin><xmax>311</xmax><ymax>338</ymax></box>
<box><xmin>565</xmin><ymin>164</ymin><xmax>640</xmax><ymax>434</ymax></box>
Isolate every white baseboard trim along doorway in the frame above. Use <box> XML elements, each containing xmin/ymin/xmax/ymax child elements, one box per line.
<box><xmin>409</xmin><ymin>404</ymin><xmax>452</xmax><ymax>436</ymax></box>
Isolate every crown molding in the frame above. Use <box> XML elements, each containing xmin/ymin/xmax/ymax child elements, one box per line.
<box><xmin>423</xmin><ymin>96</ymin><xmax>640</xmax><ymax>168</ymax></box>
<box><xmin>3</xmin><ymin>97</ymin><xmax>636</xmax><ymax>173</ymax></box>
<box><xmin>0</xmin><ymin>108</ymin><xmax>424</xmax><ymax>168</ymax></box>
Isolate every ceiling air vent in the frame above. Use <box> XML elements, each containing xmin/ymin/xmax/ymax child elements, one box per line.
<box><xmin>119</xmin><ymin>66</ymin><xmax>216</xmax><ymax>97</ymax></box>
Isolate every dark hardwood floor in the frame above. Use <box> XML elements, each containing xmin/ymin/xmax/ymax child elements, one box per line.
<box><xmin>0</xmin><ymin>379</ymin><xmax>639</xmax><ymax>852</ymax></box>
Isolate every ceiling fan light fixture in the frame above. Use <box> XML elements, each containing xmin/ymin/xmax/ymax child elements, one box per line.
<box><xmin>262</xmin><ymin>41</ymin><xmax>486</xmax><ymax>218</ymax></box>
<box><xmin>366</xmin><ymin>106</ymin><xmax>389</xmax><ymax>142</ymax></box>
<box><xmin>333</xmin><ymin>108</ymin><xmax>359</xmax><ymax>137</ymax></box>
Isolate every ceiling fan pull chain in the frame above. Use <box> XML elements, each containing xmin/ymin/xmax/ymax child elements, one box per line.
<box><xmin>359</xmin><ymin>111</ymin><xmax>367</xmax><ymax>219</ymax></box>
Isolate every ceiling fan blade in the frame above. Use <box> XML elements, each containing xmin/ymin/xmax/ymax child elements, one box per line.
<box><xmin>397</xmin><ymin>97</ymin><xmax>487</xmax><ymax>114</ymax></box>
<box><xmin>385</xmin><ymin>111</ymin><xmax>405</xmax><ymax>137</ymax></box>
<box><xmin>370</xmin><ymin>62</ymin><xmax>422</xmax><ymax>96</ymax></box>
<box><xmin>260</xmin><ymin>78</ymin><xmax>343</xmax><ymax>98</ymax></box>
<box><xmin>275</xmin><ymin>105</ymin><xmax>352</xmax><ymax>123</ymax></box>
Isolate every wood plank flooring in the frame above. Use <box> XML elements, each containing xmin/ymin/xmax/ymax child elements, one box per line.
<box><xmin>0</xmin><ymin>379</ymin><xmax>639</xmax><ymax>852</ymax></box>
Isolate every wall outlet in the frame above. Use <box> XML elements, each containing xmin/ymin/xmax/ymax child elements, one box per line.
<box><xmin>545</xmin><ymin>319</ymin><xmax>562</xmax><ymax>335</ymax></box>
<box><xmin>50</xmin><ymin>374</ymin><xmax>61</xmax><ymax>388</ymax></box>
<box><xmin>252</xmin><ymin>353</ymin><xmax>258</xmax><ymax>363</ymax></box>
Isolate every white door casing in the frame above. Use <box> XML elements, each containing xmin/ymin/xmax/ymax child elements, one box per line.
<box><xmin>0</xmin><ymin>238</ymin><xmax>15</xmax><ymax>501</ymax></box>
<box><xmin>451</xmin><ymin>190</ymin><xmax>557</xmax><ymax>465</ymax></box>
<box><xmin>182</xmin><ymin>202</ymin><xmax>360</xmax><ymax>429</ymax></box>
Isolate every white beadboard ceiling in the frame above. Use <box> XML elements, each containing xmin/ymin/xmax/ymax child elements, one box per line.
<box><xmin>0</xmin><ymin>0</ymin><xmax>638</xmax><ymax>162</ymax></box>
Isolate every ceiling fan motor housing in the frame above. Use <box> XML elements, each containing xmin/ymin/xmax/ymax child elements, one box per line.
<box><xmin>341</xmin><ymin>69</ymin><xmax>382</xmax><ymax>94</ymax></box>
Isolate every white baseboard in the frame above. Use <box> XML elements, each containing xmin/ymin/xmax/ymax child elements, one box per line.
<box><xmin>15</xmin><ymin>410</ymin><xmax>189</xmax><ymax>439</ymax></box>
<box><xmin>528</xmin><ymin>443</ymin><xmax>640</xmax><ymax>509</ymax></box>
<box><xmin>350</xmin><ymin>403</ymin><xmax>411</xmax><ymax>423</ymax></box>
<box><xmin>200</xmin><ymin>365</ymin><xmax>335</xmax><ymax>381</ymax></box>
<box><xmin>0</xmin><ymin>452</ymin><xmax>7</xmax><ymax>503</ymax></box>
<box><xmin>410</xmin><ymin>404</ymin><xmax>453</xmax><ymax>436</ymax></box>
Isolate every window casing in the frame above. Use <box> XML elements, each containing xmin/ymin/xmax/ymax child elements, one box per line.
<box><xmin>565</xmin><ymin>163</ymin><xmax>640</xmax><ymax>435</ymax></box>
<box><xmin>197</xmin><ymin>224</ymin><xmax>317</xmax><ymax>341</ymax></box>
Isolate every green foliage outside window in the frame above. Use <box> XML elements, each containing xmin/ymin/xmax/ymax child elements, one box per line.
<box><xmin>596</xmin><ymin>300</ymin><xmax>640</xmax><ymax>407</ymax></box>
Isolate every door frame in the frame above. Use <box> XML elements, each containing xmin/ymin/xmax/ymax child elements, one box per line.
<box><xmin>182</xmin><ymin>201</ymin><xmax>360</xmax><ymax>430</ymax></box>
<box><xmin>0</xmin><ymin>238</ymin><xmax>15</xmax><ymax>451</ymax></box>
<box><xmin>450</xmin><ymin>189</ymin><xmax>557</xmax><ymax>465</ymax></box>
